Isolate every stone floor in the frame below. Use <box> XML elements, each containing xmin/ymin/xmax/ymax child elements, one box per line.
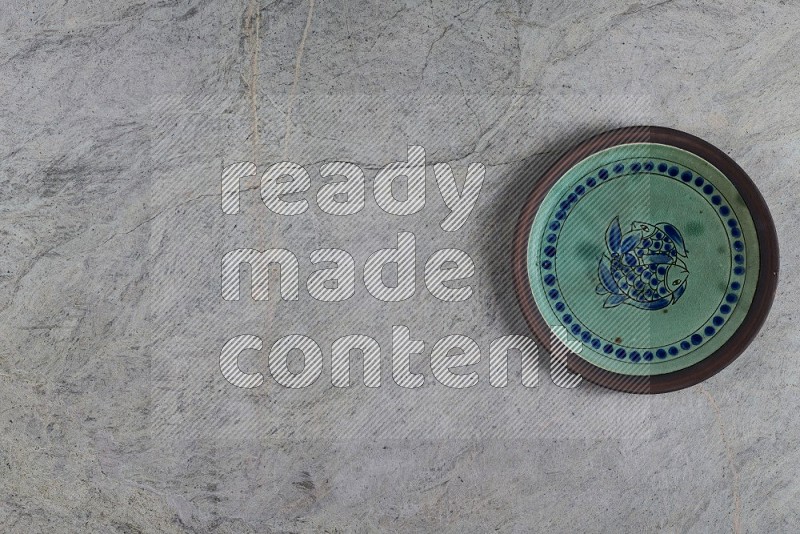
<box><xmin>1</xmin><ymin>0</ymin><xmax>799</xmax><ymax>532</ymax></box>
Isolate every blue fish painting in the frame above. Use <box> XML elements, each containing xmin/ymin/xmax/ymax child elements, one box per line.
<box><xmin>596</xmin><ymin>217</ymin><xmax>689</xmax><ymax>310</ymax></box>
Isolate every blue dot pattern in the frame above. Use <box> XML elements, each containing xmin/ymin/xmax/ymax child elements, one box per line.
<box><xmin>539</xmin><ymin>158</ymin><xmax>746</xmax><ymax>363</ymax></box>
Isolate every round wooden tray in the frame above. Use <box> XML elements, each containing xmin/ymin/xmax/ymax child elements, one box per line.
<box><xmin>512</xmin><ymin>126</ymin><xmax>778</xmax><ymax>393</ymax></box>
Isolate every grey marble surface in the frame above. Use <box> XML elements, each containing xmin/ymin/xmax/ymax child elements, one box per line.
<box><xmin>2</xmin><ymin>0</ymin><xmax>799</xmax><ymax>532</ymax></box>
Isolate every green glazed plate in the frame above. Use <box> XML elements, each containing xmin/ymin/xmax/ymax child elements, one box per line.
<box><xmin>513</xmin><ymin>127</ymin><xmax>778</xmax><ymax>393</ymax></box>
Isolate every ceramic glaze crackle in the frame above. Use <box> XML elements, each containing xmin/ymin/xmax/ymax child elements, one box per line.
<box><xmin>513</xmin><ymin>127</ymin><xmax>779</xmax><ymax>393</ymax></box>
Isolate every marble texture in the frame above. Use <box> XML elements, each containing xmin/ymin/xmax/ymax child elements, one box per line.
<box><xmin>2</xmin><ymin>0</ymin><xmax>800</xmax><ymax>532</ymax></box>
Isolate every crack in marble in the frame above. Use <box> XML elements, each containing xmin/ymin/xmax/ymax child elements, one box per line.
<box><xmin>699</xmin><ymin>385</ymin><xmax>743</xmax><ymax>534</ymax></box>
<box><xmin>244</xmin><ymin>0</ymin><xmax>261</xmax><ymax>165</ymax></box>
<box><xmin>281</xmin><ymin>0</ymin><xmax>316</xmax><ymax>159</ymax></box>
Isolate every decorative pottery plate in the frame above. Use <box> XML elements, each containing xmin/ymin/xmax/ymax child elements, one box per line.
<box><xmin>513</xmin><ymin>127</ymin><xmax>778</xmax><ymax>393</ymax></box>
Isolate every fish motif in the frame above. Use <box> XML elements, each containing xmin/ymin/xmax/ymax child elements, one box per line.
<box><xmin>596</xmin><ymin>217</ymin><xmax>689</xmax><ymax>310</ymax></box>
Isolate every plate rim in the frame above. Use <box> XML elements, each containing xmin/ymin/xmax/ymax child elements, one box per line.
<box><xmin>511</xmin><ymin>126</ymin><xmax>779</xmax><ymax>394</ymax></box>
